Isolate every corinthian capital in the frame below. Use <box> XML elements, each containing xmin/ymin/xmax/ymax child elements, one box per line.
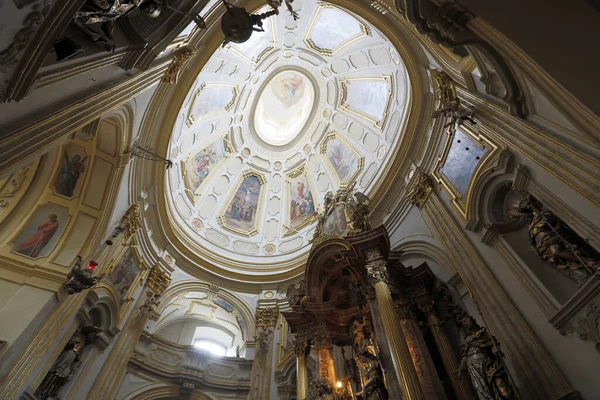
<box><xmin>293</xmin><ymin>339</ymin><xmax>310</xmax><ymax>357</ymax></box>
<box><xmin>256</xmin><ymin>307</ymin><xmax>279</xmax><ymax>327</ymax></box>
<box><xmin>366</xmin><ymin>262</ymin><xmax>389</xmax><ymax>286</ymax></box>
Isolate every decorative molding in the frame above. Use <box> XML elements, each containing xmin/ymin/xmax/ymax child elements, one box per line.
<box><xmin>406</xmin><ymin>172</ymin><xmax>434</xmax><ymax>208</ymax></box>
<box><xmin>145</xmin><ymin>265</ymin><xmax>171</xmax><ymax>294</ymax></box>
<box><xmin>162</xmin><ymin>46</ymin><xmax>196</xmax><ymax>84</ymax></box>
<box><xmin>256</xmin><ymin>307</ymin><xmax>279</xmax><ymax>327</ymax></box>
<box><xmin>550</xmin><ymin>274</ymin><xmax>600</xmax><ymax>352</ymax></box>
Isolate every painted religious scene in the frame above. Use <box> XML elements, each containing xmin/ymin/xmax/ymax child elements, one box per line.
<box><xmin>53</xmin><ymin>142</ymin><xmax>89</xmax><ymax>198</ymax></box>
<box><xmin>322</xmin><ymin>204</ymin><xmax>348</xmax><ymax>236</ymax></box>
<box><xmin>184</xmin><ymin>138</ymin><xmax>228</xmax><ymax>196</ymax></box>
<box><xmin>254</xmin><ymin>70</ymin><xmax>315</xmax><ymax>145</ymax></box>
<box><xmin>12</xmin><ymin>203</ymin><xmax>70</xmax><ymax>259</ymax></box>
<box><xmin>287</xmin><ymin>170</ymin><xmax>316</xmax><ymax>231</ymax></box>
<box><xmin>109</xmin><ymin>249</ymin><xmax>140</xmax><ymax>304</ymax></box>
<box><xmin>323</xmin><ymin>135</ymin><xmax>361</xmax><ymax>185</ymax></box>
<box><xmin>223</xmin><ymin>175</ymin><xmax>263</xmax><ymax>233</ymax></box>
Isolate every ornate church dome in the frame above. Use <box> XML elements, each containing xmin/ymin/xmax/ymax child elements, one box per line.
<box><xmin>164</xmin><ymin>1</ymin><xmax>410</xmax><ymax>281</ymax></box>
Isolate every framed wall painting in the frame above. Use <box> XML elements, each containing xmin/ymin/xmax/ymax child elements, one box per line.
<box><xmin>52</xmin><ymin>141</ymin><xmax>90</xmax><ymax>199</ymax></box>
<box><xmin>11</xmin><ymin>203</ymin><xmax>70</xmax><ymax>259</ymax></box>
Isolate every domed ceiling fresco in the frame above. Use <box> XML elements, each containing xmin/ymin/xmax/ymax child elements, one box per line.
<box><xmin>166</xmin><ymin>0</ymin><xmax>410</xmax><ymax>280</ymax></box>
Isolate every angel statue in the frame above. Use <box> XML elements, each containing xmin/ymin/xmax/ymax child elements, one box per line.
<box><xmin>348</xmin><ymin>191</ymin><xmax>371</xmax><ymax>233</ymax></box>
<box><xmin>431</xmin><ymin>100</ymin><xmax>477</xmax><ymax>128</ymax></box>
<box><xmin>285</xmin><ymin>280</ymin><xmax>305</xmax><ymax>307</ymax></box>
<box><xmin>355</xmin><ymin>348</ymin><xmax>388</xmax><ymax>400</ymax></box>
<box><xmin>456</xmin><ymin>316</ymin><xmax>516</xmax><ymax>400</ymax></box>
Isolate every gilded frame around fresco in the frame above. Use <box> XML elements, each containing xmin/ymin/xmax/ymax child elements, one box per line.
<box><xmin>339</xmin><ymin>75</ymin><xmax>393</xmax><ymax>130</ymax></box>
<box><xmin>283</xmin><ymin>164</ymin><xmax>320</xmax><ymax>237</ymax></box>
<box><xmin>304</xmin><ymin>3</ymin><xmax>371</xmax><ymax>56</ymax></box>
<box><xmin>432</xmin><ymin>123</ymin><xmax>504</xmax><ymax>223</ymax></box>
<box><xmin>50</xmin><ymin>140</ymin><xmax>92</xmax><ymax>200</ymax></box>
<box><xmin>185</xmin><ymin>83</ymin><xmax>239</xmax><ymax>127</ymax></box>
<box><xmin>217</xmin><ymin>170</ymin><xmax>267</xmax><ymax>237</ymax></box>
<box><xmin>320</xmin><ymin>131</ymin><xmax>365</xmax><ymax>188</ymax></box>
<box><xmin>181</xmin><ymin>132</ymin><xmax>232</xmax><ymax>204</ymax></box>
<box><xmin>8</xmin><ymin>201</ymin><xmax>72</xmax><ymax>261</ymax></box>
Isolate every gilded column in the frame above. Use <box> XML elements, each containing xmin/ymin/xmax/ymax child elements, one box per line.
<box><xmin>396</xmin><ymin>303</ymin><xmax>447</xmax><ymax>400</ymax></box>
<box><xmin>314</xmin><ymin>320</ymin><xmax>336</xmax><ymax>390</ymax></box>
<box><xmin>418</xmin><ymin>300</ymin><xmax>474</xmax><ymax>400</ymax></box>
<box><xmin>366</xmin><ymin>254</ymin><xmax>424</xmax><ymax>400</ymax></box>
<box><xmin>293</xmin><ymin>338</ymin><xmax>310</xmax><ymax>400</ymax></box>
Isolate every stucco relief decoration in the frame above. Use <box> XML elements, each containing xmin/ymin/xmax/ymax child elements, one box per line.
<box><xmin>0</xmin><ymin>0</ymin><xmax>51</xmax><ymax>99</ymax></box>
<box><xmin>0</xmin><ymin>161</ymin><xmax>34</xmax><ymax>212</ymax></box>
<box><xmin>151</xmin><ymin>348</ymin><xmax>182</xmax><ymax>366</ymax></box>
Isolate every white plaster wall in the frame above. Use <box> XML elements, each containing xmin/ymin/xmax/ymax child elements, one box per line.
<box><xmin>0</xmin><ymin>278</ymin><xmax>55</xmax><ymax>349</ymax></box>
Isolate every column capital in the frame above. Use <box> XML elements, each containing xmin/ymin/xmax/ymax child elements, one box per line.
<box><xmin>314</xmin><ymin>320</ymin><xmax>332</xmax><ymax>349</ymax></box>
<box><xmin>256</xmin><ymin>307</ymin><xmax>278</xmax><ymax>327</ymax></box>
<box><xmin>395</xmin><ymin>302</ymin><xmax>413</xmax><ymax>321</ymax></box>
<box><xmin>366</xmin><ymin>261</ymin><xmax>389</xmax><ymax>286</ymax></box>
<box><xmin>145</xmin><ymin>265</ymin><xmax>171</xmax><ymax>294</ymax></box>
<box><xmin>293</xmin><ymin>339</ymin><xmax>310</xmax><ymax>357</ymax></box>
<box><xmin>406</xmin><ymin>172</ymin><xmax>434</xmax><ymax>208</ymax></box>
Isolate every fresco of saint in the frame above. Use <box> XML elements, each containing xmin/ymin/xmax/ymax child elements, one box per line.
<box><xmin>109</xmin><ymin>249</ymin><xmax>139</xmax><ymax>303</ymax></box>
<box><xmin>54</xmin><ymin>145</ymin><xmax>88</xmax><ymax>197</ymax></box>
<box><xmin>16</xmin><ymin>213</ymin><xmax>60</xmax><ymax>258</ymax></box>
<box><xmin>325</xmin><ymin>136</ymin><xmax>360</xmax><ymax>184</ymax></box>
<box><xmin>288</xmin><ymin>172</ymin><xmax>316</xmax><ymax>230</ymax></box>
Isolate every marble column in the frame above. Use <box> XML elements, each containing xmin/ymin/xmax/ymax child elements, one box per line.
<box><xmin>418</xmin><ymin>299</ymin><xmax>474</xmax><ymax>400</ymax></box>
<box><xmin>396</xmin><ymin>303</ymin><xmax>447</xmax><ymax>400</ymax></box>
<box><xmin>366</xmin><ymin>254</ymin><xmax>424</xmax><ymax>400</ymax></box>
<box><xmin>293</xmin><ymin>339</ymin><xmax>310</xmax><ymax>400</ymax></box>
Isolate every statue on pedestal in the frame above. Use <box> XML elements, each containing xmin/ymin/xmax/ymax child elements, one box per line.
<box><xmin>456</xmin><ymin>317</ymin><xmax>516</xmax><ymax>400</ymax></box>
<box><xmin>34</xmin><ymin>324</ymin><xmax>103</xmax><ymax>399</ymax></box>
<box><xmin>355</xmin><ymin>348</ymin><xmax>388</xmax><ymax>400</ymax></box>
<box><xmin>513</xmin><ymin>195</ymin><xmax>599</xmax><ymax>283</ymax></box>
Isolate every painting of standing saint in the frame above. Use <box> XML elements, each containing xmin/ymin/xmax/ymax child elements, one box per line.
<box><xmin>323</xmin><ymin>135</ymin><xmax>361</xmax><ymax>186</ymax></box>
<box><xmin>288</xmin><ymin>171</ymin><xmax>316</xmax><ymax>231</ymax></box>
<box><xmin>109</xmin><ymin>249</ymin><xmax>140</xmax><ymax>304</ymax></box>
<box><xmin>184</xmin><ymin>138</ymin><xmax>228</xmax><ymax>196</ymax></box>
<box><xmin>223</xmin><ymin>175</ymin><xmax>263</xmax><ymax>233</ymax></box>
<box><xmin>12</xmin><ymin>203</ymin><xmax>70</xmax><ymax>259</ymax></box>
<box><xmin>53</xmin><ymin>142</ymin><xmax>89</xmax><ymax>198</ymax></box>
